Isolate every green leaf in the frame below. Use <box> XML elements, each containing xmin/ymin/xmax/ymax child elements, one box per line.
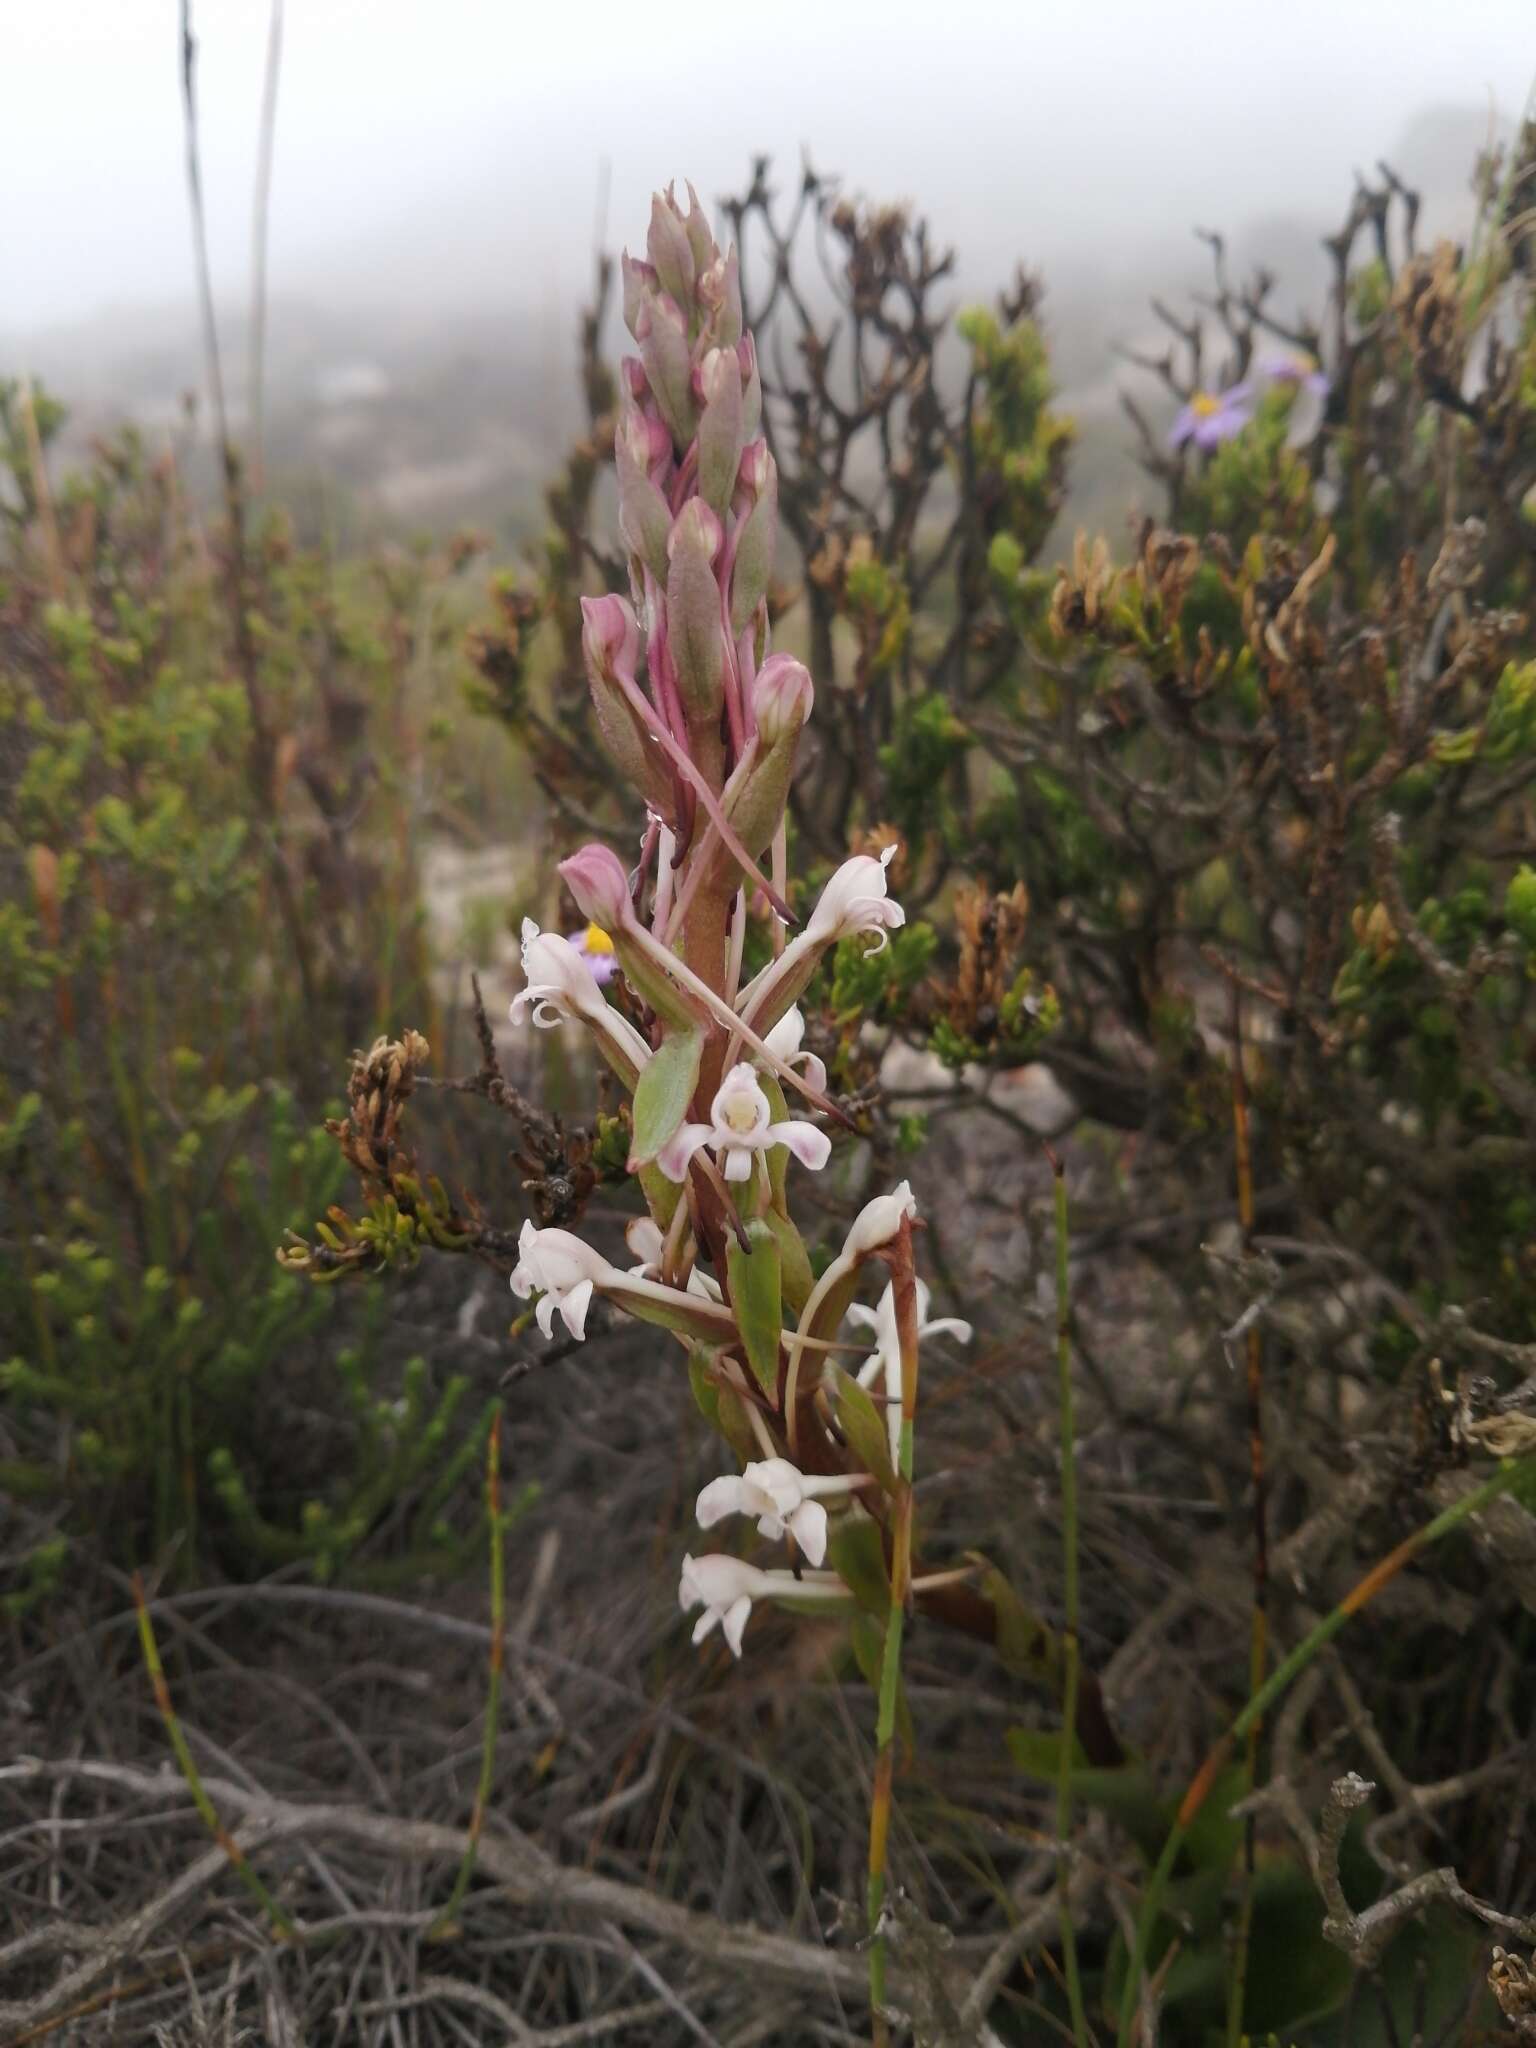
<box><xmin>726</xmin><ymin>1219</ymin><xmax>782</xmax><ymax>1400</ymax></box>
<box><xmin>687</xmin><ymin>1343</ymin><xmax>721</xmax><ymax>1426</ymax></box>
<box><xmin>833</xmin><ymin>1367</ymin><xmax>898</xmax><ymax>1493</ymax></box>
<box><xmin>979</xmin><ymin>1564</ymin><xmax>1062</xmax><ymax>1686</ymax></box>
<box><xmin>688</xmin><ymin>1343</ymin><xmax>757</xmax><ymax>1463</ymax></box>
<box><xmin>1006</xmin><ymin>1728</ymin><xmax>1170</xmax><ymax>1865</ymax></box>
<box><xmin>759</xmin><ymin>1201</ymin><xmax>814</xmax><ymax>1313</ymax></box>
<box><xmin>716</xmin><ymin>1385</ymin><xmax>759</xmax><ymax>1465</ymax></box>
<box><xmin>760</xmin><ymin>1072</ymin><xmax>793</xmax><ymax>1204</ymax></box>
<box><xmin>826</xmin><ymin>1505</ymin><xmax>890</xmax><ymax>1617</ymax></box>
<box><xmin>1181</xmin><ymin>1761</ymin><xmax>1245</xmax><ymax>1874</ymax></box>
<box><xmin>628</xmin><ymin>1026</ymin><xmax>703</xmax><ymax>1165</ymax></box>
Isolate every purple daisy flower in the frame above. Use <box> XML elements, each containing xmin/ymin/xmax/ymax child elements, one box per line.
<box><xmin>1260</xmin><ymin>350</ymin><xmax>1330</xmax><ymax>400</ymax></box>
<box><xmin>1170</xmin><ymin>382</ymin><xmax>1255</xmax><ymax>452</ymax></box>
<box><xmin>567</xmin><ymin>921</ymin><xmax>620</xmax><ymax>985</ymax></box>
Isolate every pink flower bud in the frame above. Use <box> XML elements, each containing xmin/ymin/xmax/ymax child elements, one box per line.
<box><xmin>736</xmin><ymin>437</ymin><xmax>773</xmax><ymax>502</ymax></box>
<box><xmin>579</xmin><ymin>606</ymin><xmax>675</xmax><ymax>817</ymax></box>
<box><xmin>696</xmin><ymin>347</ymin><xmax>744</xmax><ymax>517</ymax></box>
<box><xmin>579</xmin><ymin>593</ymin><xmax>640</xmax><ymax>683</ymax></box>
<box><xmin>737</xmin><ymin>333</ymin><xmax>762</xmax><ymax>443</ymax></box>
<box><xmin>616</xmin><ymin>416</ymin><xmax>673</xmax><ymax>583</ymax></box>
<box><xmin>666</xmin><ymin>497</ymin><xmax>723</xmax><ymax>566</ymax></box>
<box><xmin>666</xmin><ymin>501</ymin><xmax>727</xmax><ymax>726</ymax></box>
<box><xmin>559</xmin><ymin>844</ymin><xmax>632</xmax><ymax>930</ymax></box>
<box><xmin>698</xmin><ymin>245</ymin><xmax>743</xmax><ymax>349</ymax></box>
<box><xmin>718</xmin><ymin>657</ymin><xmax>810</xmax><ymax>862</ymax></box>
<box><xmin>622</xmin><ymin>357</ymin><xmax>649</xmax><ymax>404</ymax></box>
<box><xmin>636</xmin><ymin>291</ymin><xmax>697</xmax><ymax>449</ymax></box>
<box><xmin>681</xmin><ymin>180</ymin><xmax>715</xmax><ymax>278</ymax></box>
<box><xmin>753</xmin><ymin>655</ymin><xmax>813</xmax><ymax>745</ymax></box>
<box><xmin>621</xmin><ymin>253</ymin><xmax>658</xmax><ymax>341</ymax></box>
<box><xmin>620</xmin><ymin>405</ymin><xmax>673</xmax><ymax>478</ymax></box>
<box><xmin>729</xmin><ymin>450</ymin><xmax>778</xmax><ymax>634</ymax></box>
<box><xmin>699</xmin><ymin>347</ymin><xmax>733</xmax><ymax>406</ymax></box>
<box><xmin>647</xmin><ymin>188</ymin><xmax>696</xmax><ymax>311</ymax></box>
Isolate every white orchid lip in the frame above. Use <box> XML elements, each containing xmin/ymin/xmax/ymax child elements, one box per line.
<box><xmin>657</xmin><ymin>1061</ymin><xmax>831</xmax><ymax>1185</ymax></box>
<box><xmin>761</xmin><ymin>1004</ymin><xmax>827</xmax><ymax>1094</ymax></box>
<box><xmin>694</xmin><ymin>1456</ymin><xmax>866</xmax><ymax>1568</ymax></box>
<box><xmin>678</xmin><ymin>1551</ymin><xmax>850</xmax><ymax>1658</ymax></box>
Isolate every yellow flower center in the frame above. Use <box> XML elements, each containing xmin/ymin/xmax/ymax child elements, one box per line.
<box><xmin>721</xmin><ymin>1093</ymin><xmax>760</xmax><ymax>1134</ymax></box>
<box><xmin>582</xmin><ymin>922</ymin><xmax>615</xmax><ymax>956</ymax></box>
<box><xmin>1191</xmin><ymin>392</ymin><xmax>1221</xmax><ymax>418</ymax></box>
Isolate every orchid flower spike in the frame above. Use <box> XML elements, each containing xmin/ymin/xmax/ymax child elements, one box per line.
<box><xmin>852</xmin><ymin>1279</ymin><xmax>973</xmax><ymax>1456</ymax></box>
<box><xmin>761</xmin><ymin>1005</ymin><xmax>826</xmax><ymax>1094</ymax></box>
<box><xmin>657</xmin><ymin>1060</ymin><xmax>831</xmax><ymax>1185</ymax></box>
<box><xmin>695</xmin><ymin>1456</ymin><xmax>865</xmax><ymax>1567</ymax></box>
<box><xmin>678</xmin><ymin>1552</ymin><xmax>848</xmax><ymax>1658</ymax></box>
<box><xmin>509</xmin><ymin>1221</ymin><xmax>610</xmax><ymax>1340</ymax></box>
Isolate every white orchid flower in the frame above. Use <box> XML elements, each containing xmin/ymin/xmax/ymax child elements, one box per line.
<box><xmin>804</xmin><ymin>843</ymin><xmax>906</xmax><ymax>951</ymax></box>
<box><xmin>843</xmin><ymin>1178</ymin><xmax>918</xmax><ymax>1259</ymax></box>
<box><xmin>732</xmin><ymin>848</ymin><xmax>906</xmax><ymax>1046</ymax></box>
<box><xmin>678</xmin><ymin>1551</ymin><xmax>849</xmax><ymax>1658</ymax></box>
<box><xmin>625</xmin><ymin>1215</ymin><xmax>723</xmax><ymax>1301</ymax></box>
<box><xmin>761</xmin><ymin>1004</ymin><xmax>827</xmax><ymax>1094</ymax></box>
<box><xmin>509</xmin><ymin>1221</ymin><xmax>609</xmax><ymax>1339</ymax></box>
<box><xmin>510</xmin><ymin>918</ymin><xmax>652</xmax><ymax>1083</ymax></box>
<box><xmin>694</xmin><ymin>1456</ymin><xmax>866</xmax><ymax>1567</ymax></box>
<box><xmin>512</xmin><ymin>1219</ymin><xmax>740</xmax><ymax>1345</ymax></box>
<box><xmin>656</xmin><ymin>1061</ymin><xmax>830</xmax><ymax>1185</ymax></box>
<box><xmin>779</xmin><ymin>1181</ymin><xmax>921</xmax><ymax>1452</ymax></box>
<box><xmin>852</xmin><ymin>1278</ymin><xmax>973</xmax><ymax>1456</ymax></box>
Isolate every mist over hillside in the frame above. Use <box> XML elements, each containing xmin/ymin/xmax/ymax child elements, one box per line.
<box><xmin>2</xmin><ymin>101</ymin><xmax>1508</xmax><ymax>548</ymax></box>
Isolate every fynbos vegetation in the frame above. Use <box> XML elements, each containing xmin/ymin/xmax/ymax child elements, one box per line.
<box><xmin>6</xmin><ymin>119</ymin><xmax>1536</xmax><ymax>2048</ymax></box>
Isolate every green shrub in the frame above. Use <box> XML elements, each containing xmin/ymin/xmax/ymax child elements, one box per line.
<box><xmin>0</xmin><ymin>393</ymin><xmax>506</xmax><ymax>1599</ymax></box>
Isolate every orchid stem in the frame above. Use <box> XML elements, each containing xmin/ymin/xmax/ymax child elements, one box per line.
<box><xmin>1225</xmin><ymin>992</ymin><xmax>1267</xmax><ymax>2048</ymax></box>
<box><xmin>1114</xmin><ymin>1456</ymin><xmax>1536</xmax><ymax>2048</ymax></box>
<box><xmin>427</xmin><ymin>1409</ymin><xmax>506</xmax><ymax>1939</ymax></box>
<box><xmin>1050</xmin><ymin>1152</ymin><xmax>1090</xmax><ymax>2048</ymax></box>
<box><xmin>867</xmin><ymin>1219</ymin><xmax>920</xmax><ymax>2039</ymax></box>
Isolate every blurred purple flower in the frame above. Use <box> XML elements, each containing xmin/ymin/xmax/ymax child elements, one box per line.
<box><xmin>1261</xmin><ymin>350</ymin><xmax>1330</xmax><ymax>399</ymax></box>
<box><xmin>567</xmin><ymin>921</ymin><xmax>620</xmax><ymax>985</ymax></box>
<box><xmin>1170</xmin><ymin>382</ymin><xmax>1255</xmax><ymax>451</ymax></box>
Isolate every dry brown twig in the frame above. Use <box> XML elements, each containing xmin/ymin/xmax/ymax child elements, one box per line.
<box><xmin>0</xmin><ymin>1756</ymin><xmax>877</xmax><ymax>2039</ymax></box>
<box><xmin>1240</xmin><ymin>1769</ymin><xmax>1536</xmax><ymax>1972</ymax></box>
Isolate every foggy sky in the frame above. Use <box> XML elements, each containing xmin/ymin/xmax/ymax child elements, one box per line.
<box><xmin>5</xmin><ymin>0</ymin><xmax>1534</xmax><ymax>348</ymax></box>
